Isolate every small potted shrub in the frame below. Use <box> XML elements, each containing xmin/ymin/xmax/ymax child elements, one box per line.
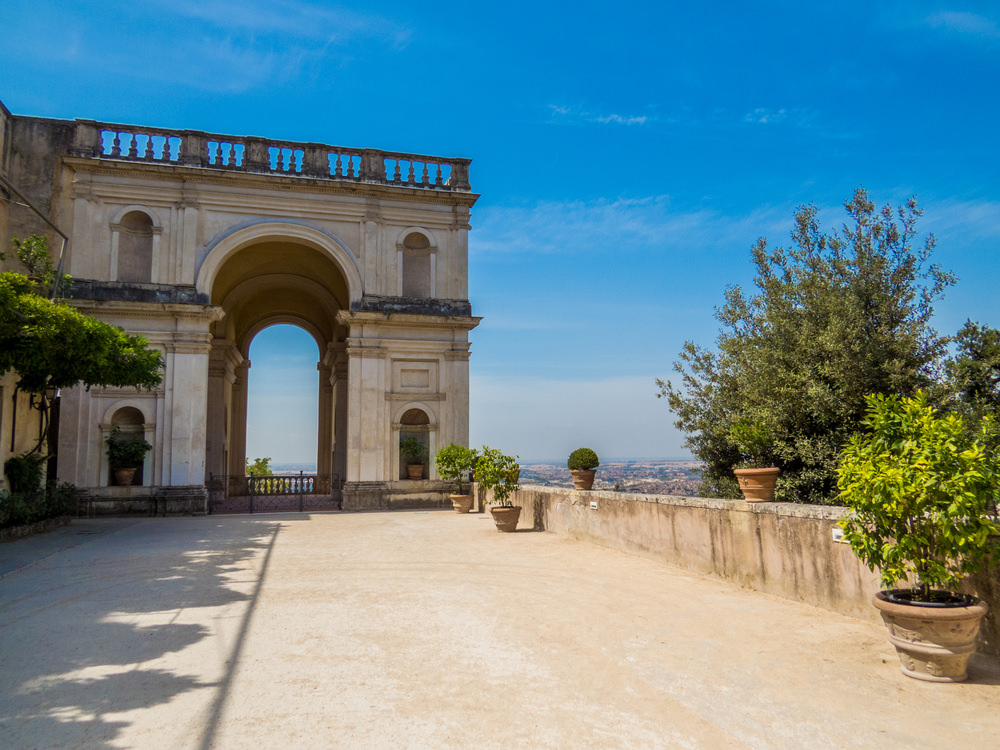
<box><xmin>838</xmin><ymin>392</ymin><xmax>999</xmax><ymax>682</ymax></box>
<box><xmin>400</xmin><ymin>437</ymin><xmax>426</xmax><ymax>480</ymax></box>
<box><xmin>729</xmin><ymin>417</ymin><xmax>780</xmax><ymax>502</ymax></box>
<box><xmin>436</xmin><ymin>443</ymin><xmax>479</xmax><ymax>513</ymax></box>
<box><xmin>567</xmin><ymin>447</ymin><xmax>600</xmax><ymax>490</ymax></box>
<box><xmin>106</xmin><ymin>425</ymin><xmax>152</xmax><ymax>486</ymax></box>
<box><xmin>477</xmin><ymin>445</ymin><xmax>521</xmax><ymax>532</ymax></box>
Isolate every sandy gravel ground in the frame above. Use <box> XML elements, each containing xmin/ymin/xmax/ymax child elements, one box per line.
<box><xmin>0</xmin><ymin>511</ymin><xmax>998</xmax><ymax>749</ymax></box>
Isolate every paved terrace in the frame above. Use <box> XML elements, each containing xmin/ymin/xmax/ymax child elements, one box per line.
<box><xmin>0</xmin><ymin>511</ymin><xmax>998</xmax><ymax>749</ymax></box>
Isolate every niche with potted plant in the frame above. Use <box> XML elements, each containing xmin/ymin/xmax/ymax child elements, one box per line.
<box><xmin>397</xmin><ymin>408</ymin><xmax>431</xmax><ymax>480</ymax></box>
<box><xmin>105</xmin><ymin>406</ymin><xmax>151</xmax><ymax>486</ymax></box>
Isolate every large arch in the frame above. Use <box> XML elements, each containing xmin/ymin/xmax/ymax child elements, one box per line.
<box><xmin>204</xmin><ymin>232</ymin><xmax>353</xmax><ymax>488</ymax></box>
<box><xmin>196</xmin><ymin>220</ymin><xmax>364</xmax><ymax>304</ymax></box>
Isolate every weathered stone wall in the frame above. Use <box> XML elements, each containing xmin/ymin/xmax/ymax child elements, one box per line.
<box><xmin>488</xmin><ymin>486</ymin><xmax>1000</xmax><ymax>657</ymax></box>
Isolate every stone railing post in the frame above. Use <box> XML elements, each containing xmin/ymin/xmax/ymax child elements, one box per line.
<box><xmin>72</xmin><ymin>120</ymin><xmax>103</xmax><ymax>158</ymax></box>
<box><xmin>360</xmin><ymin>149</ymin><xmax>385</xmax><ymax>183</ymax></box>
<box><xmin>244</xmin><ymin>137</ymin><xmax>269</xmax><ymax>173</ymax></box>
<box><xmin>179</xmin><ymin>131</ymin><xmax>206</xmax><ymax>167</ymax></box>
<box><xmin>303</xmin><ymin>144</ymin><xmax>328</xmax><ymax>178</ymax></box>
<box><xmin>448</xmin><ymin>159</ymin><xmax>472</xmax><ymax>191</ymax></box>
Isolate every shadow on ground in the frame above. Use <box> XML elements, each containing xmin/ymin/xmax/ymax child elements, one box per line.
<box><xmin>0</xmin><ymin>516</ymin><xmax>284</xmax><ymax>748</ymax></box>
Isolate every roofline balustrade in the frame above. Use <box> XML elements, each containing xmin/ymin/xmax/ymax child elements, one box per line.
<box><xmin>69</xmin><ymin>119</ymin><xmax>472</xmax><ymax>192</ymax></box>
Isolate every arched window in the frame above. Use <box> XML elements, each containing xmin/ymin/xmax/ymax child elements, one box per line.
<box><xmin>108</xmin><ymin>406</ymin><xmax>148</xmax><ymax>486</ymax></box>
<box><xmin>399</xmin><ymin>231</ymin><xmax>433</xmax><ymax>298</ymax></box>
<box><xmin>113</xmin><ymin>210</ymin><xmax>155</xmax><ymax>282</ymax></box>
<box><xmin>398</xmin><ymin>408</ymin><xmax>430</xmax><ymax>479</ymax></box>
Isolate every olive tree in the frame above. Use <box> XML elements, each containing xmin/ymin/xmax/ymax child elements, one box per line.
<box><xmin>658</xmin><ymin>189</ymin><xmax>954</xmax><ymax>503</ymax></box>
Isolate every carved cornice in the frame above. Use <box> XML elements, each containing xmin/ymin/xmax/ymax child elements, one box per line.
<box><xmin>62</xmin><ymin>157</ymin><xmax>480</xmax><ymax>208</ymax></box>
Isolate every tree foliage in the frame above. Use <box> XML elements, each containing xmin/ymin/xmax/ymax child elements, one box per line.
<box><xmin>245</xmin><ymin>457</ymin><xmax>273</xmax><ymax>477</ymax></box>
<box><xmin>944</xmin><ymin>320</ymin><xmax>1000</xmax><ymax>421</ymax></box>
<box><xmin>0</xmin><ymin>270</ymin><xmax>163</xmax><ymax>393</ymax></box>
<box><xmin>658</xmin><ymin>189</ymin><xmax>954</xmax><ymax>503</ymax></box>
<box><xmin>838</xmin><ymin>392</ymin><xmax>999</xmax><ymax>598</ymax></box>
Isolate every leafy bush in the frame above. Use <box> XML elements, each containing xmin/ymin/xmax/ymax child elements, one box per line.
<box><xmin>435</xmin><ymin>443</ymin><xmax>478</xmax><ymax>495</ymax></box>
<box><xmin>400</xmin><ymin>437</ymin><xmax>426</xmax><ymax>463</ymax></box>
<box><xmin>567</xmin><ymin>447</ymin><xmax>600</xmax><ymax>471</ymax></box>
<box><xmin>106</xmin><ymin>425</ymin><xmax>152</xmax><ymax>468</ymax></box>
<box><xmin>476</xmin><ymin>446</ymin><xmax>521</xmax><ymax>507</ymax></box>
<box><xmin>728</xmin><ymin>418</ymin><xmax>774</xmax><ymax>468</ymax></box>
<box><xmin>838</xmin><ymin>392</ymin><xmax>1000</xmax><ymax>600</ymax></box>
<box><xmin>0</xmin><ymin>481</ymin><xmax>78</xmax><ymax>530</ymax></box>
<box><xmin>4</xmin><ymin>453</ymin><xmax>46</xmax><ymax>494</ymax></box>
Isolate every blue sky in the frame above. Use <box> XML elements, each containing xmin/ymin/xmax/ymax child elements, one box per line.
<box><xmin>3</xmin><ymin>1</ymin><xmax>998</xmax><ymax>464</ymax></box>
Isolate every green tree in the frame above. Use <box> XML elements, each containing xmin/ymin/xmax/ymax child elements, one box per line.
<box><xmin>245</xmin><ymin>457</ymin><xmax>273</xmax><ymax>477</ymax></box>
<box><xmin>943</xmin><ymin>320</ymin><xmax>1000</xmax><ymax>421</ymax></box>
<box><xmin>658</xmin><ymin>189</ymin><xmax>954</xmax><ymax>503</ymax></box>
<box><xmin>0</xmin><ymin>271</ymin><xmax>163</xmax><ymax>393</ymax></box>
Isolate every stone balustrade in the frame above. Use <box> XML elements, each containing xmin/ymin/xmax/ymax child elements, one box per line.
<box><xmin>69</xmin><ymin>120</ymin><xmax>472</xmax><ymax>192</ymax></box>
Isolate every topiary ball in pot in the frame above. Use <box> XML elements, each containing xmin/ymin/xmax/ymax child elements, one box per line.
<box><xmin>567</xmin><ymin>447</ymin><xmax>599</xmax><ymax>490</ymax></box>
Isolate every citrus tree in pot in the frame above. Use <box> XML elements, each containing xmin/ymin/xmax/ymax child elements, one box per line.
<box><xmin>436</xmin><ymin>443</ymin><xmax>478</xmax><ymax>513</ymax></box>
<box><xmin>400</xmin><ymin>436</ymin><xmax>427</xmax><ymax>480</ymax></box>
<box><xmin>838</xmin><ymin>392</ymin><xmax>999</xmax><ymax>682</ymax></box>
<box><xmin>477</xmin><ymin>445</ymin><xmax>521</xmax><ymax>532</ymax></box>
<box><xmin>567</xmin><ymin>447</ymin><xmax>600</xmax><ymax>490</ymax></box>
<box><xmin>729</xmin><ymin>417</ymin><xmax>780</xmax><ymax>502</ymax></box>
<box><xmin>106</xmin><ymin>425</ymin><xmax>152</xmax><ymax>486</ymax></box>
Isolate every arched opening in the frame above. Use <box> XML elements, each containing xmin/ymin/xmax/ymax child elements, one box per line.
<box><xmin>401</xmin><ymin>231</ymin><xmax>432</xmax><ymax>298</ymax></box>
<box><xmin>245</xmin><ymin>325</ymin><xmax>319</xmax><ymax>471</ymax></box>
<box><xmin>116</xmin><ymin>211</ymin><xmax>154</xmax><ymax>282</ymax></box>
<box><xmin>108</xmin><ymin>406</ymin><xmax>147</xmax><ymax>486</ymax></box>
<box><xmin>398</xmin><ymin>408</ymin><xmax>430</xmax><ymax>479</ymax></box>
<box><xmin>205</xmin><ymin>237</ymin><xmax>350</xmax><ymax>494</ymax></box>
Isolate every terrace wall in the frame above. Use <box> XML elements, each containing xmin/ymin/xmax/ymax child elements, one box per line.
<box><xmin>483</xmin><ymin>486</ymin><xmax>1000</xmax><ymax>657</ymax></box>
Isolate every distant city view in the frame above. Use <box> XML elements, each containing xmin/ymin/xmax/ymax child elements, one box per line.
<box><xmin>520</xmin><ymin>460</ymin><xmax>703</xmax><ymax>496</ymax></box>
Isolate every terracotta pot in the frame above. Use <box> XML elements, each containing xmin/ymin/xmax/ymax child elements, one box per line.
<box><xmin>489</xmin><ymin>505</ymin><xmax>521</xmax><ymax>532</ymax></box>
<box><xmin>114</xmin><ymin>467</ymin><xmax>137</xmax><ymax>486</ymax></box>
<box><xmin>873</xmin><ymin>590</ymin><xmax>988</xmax><ymax>682</ymax></box>
<box><xmin>406</xmin><ymin>464</ymin><xmax>424</xmax><ymax>480</ymax></box>
<box><xmin>570</xmin><ymin>469</ymin><xmax>596</xmax><ymax>490</ymax></box>
<box><xmin>451</xmin><ymin>494</ymin><xmax>473</xmax><ymax>514</ymax></box>
<box><xmin>733</xmin><ymin>467</ymin><xmax>780</xmax><ymax>502</ymax></box>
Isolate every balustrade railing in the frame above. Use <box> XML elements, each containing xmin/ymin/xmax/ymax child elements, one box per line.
<box><xmin>71</xmin><ymin>120</ymin><xmax>471</xmax><ymax>191</ymax></box>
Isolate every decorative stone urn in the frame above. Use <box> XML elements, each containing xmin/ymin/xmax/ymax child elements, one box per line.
<box><xmin>873</xmin><ymin>590</ymin><xmax>988</xmax><ymax>682</ymax></box>
<box><xmin>489</xmin><ymin>505</ymin><xmax>521</xmax><ymax>532</ymax></box>
<box><xmin>570</xmin><ymin>469</ymin><xmax>596</xmax><ymax>490</ymax></box>
<box><xmin>451</xmin><ymin>494</ymin><xmax>473</xmax><ymax>514</ymax></box>
<box><xmin>733</xmin><ymin>467</ymin><xmax>780</xmax><ymax>502</ymax></box>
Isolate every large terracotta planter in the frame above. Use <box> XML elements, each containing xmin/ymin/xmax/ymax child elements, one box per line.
<box><xmin>406</xmin><ymin>464</ymin><xmax>424</xmax><ymax>480</ymax></box>
<box><xmin>114</xmin><ymin>467</ymin><xmax>137</xmax><ymax>486</ymax></box>
<box><xmin>451</xmin><ymin>494</ymin><xmax>473</xmax><ymax>514</ymax></box>
<box><xmin>489</xmin><ymin>505</ymin><xmax>521</xmax><ymax>532</ymax></box>
<box><xmin>570</xmin><ymin>469</ymin><xmax>596</xmax><ymax>490</ymax></box>
<box><xmin>873</xmin><ymin>590</ymin><xmax>988</xmax><ymax>682</ymax></box>
<box><xmin>733</xmin><ymin>467</ymin><xmax>780</xmax><ymax>502</ymax></box>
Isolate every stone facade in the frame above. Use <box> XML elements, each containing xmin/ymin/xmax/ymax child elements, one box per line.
<box><xmin>0</xmin><ymin>102</ymin><xmax>479</xmax><ymax>510</ymax></box>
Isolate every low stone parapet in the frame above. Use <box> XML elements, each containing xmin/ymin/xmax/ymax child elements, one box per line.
<box><xmin>490</xmin><ymin>485</ymin><xmax>1000</xmax><ymax>657</ymax></box>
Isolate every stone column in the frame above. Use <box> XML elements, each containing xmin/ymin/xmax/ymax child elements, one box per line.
<box><xmin>207</xmin><ymin>340</ymin><xmax>242</xmax><ymax>482</ymax></box>
<box><xmin>317</xmin><ymin>361</ymin><xmax>333</xmax><ymax>477</ymax></box>
<box><xmin>228</xmin><ymin>360</ymin><xmax>251</xmax><ymax>477</ymax></box>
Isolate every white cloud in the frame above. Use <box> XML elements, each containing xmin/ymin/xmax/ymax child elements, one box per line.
<box><xmin>547</xmin><ymin>104</ymin><xmax>652</xmax><ymax>127</ymax></box>
<box><xmin>925</xmin><ymin>11</ymin><xmax>1000</xmax><ymax>40</ymax></box>
<box><xmin>471</xmin><ymin>196</ymin><xmax>792</xmax><ymax>259</ymax></box>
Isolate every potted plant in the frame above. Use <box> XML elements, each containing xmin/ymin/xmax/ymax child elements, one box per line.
<box><xmin>400</xmin><ymin>436</ymin><xmax>426</xmax><ymax>480</ymax></box>
<box><xmin>838</xmin><ymin>392</ymin><xmax>999</xmax><ymax>682</ymax></box>
<box><xmin>477</xmin><ymin>445</ymin><xmax>521</xmax><ymax>532</ymax></box>
<box><xmin>436</xmin><ymin>443</ymin><xmax>479</xmax><ymax>513</ymax></box>
<box><xmin>567</xmin><ymin>447</ymin><xmax>600</xmax><ymax>490</ymax></box>
<box><xmin>729</xmin><ymin>417</ymin><xmax>780</xmax><ymax>502</ymax></box>
<box><xmin>106</xmin><ymin>425</ymin><xmax>152</xmax><ymax>486</ymax></box>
